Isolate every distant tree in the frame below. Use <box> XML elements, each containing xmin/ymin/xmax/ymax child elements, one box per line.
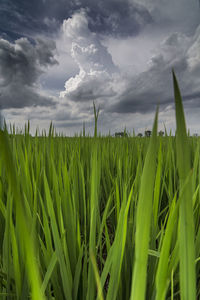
<box><xmin>115</xmin><ymin>132</ymin><xmax>127</xmax><ymax>137</ymax></box>
<box><xmin>193</xmin><ymin>133</ymin><xmax>198</xmax><ymax>137</ymax></box>
<box><xmin>137</xmin><ymin>133</ymin><xmax>143</xmax><ymax>137</ymax></box>
<box><xmin>158</xmin><ymin>130</ymin><xmax>164</xmax><ymax>136</ymax></box>
<box><xmin>145</xmin><ymin>130</ymin><xmax>151</xmax><ymax>137</ymax></box>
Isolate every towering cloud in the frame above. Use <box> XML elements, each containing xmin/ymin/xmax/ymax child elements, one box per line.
<box><xmin>60</xmin><ymin>11</ymin><xmax>119</xmax><ymax>102</ymax></box>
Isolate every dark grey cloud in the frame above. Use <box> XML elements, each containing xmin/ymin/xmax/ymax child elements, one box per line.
<box><xmin>109</xmin><ymin>90</ymin><xmax>165</xmax><ymax>114</ymax></box>
<box><xmin>0</xmin><ymin>86</ymin><xmax>56</xmax><ymax>109</ymax></box>
<box><xmin>0</xmin><ymin>37</ymin><xmax>57</xmax><ymax>108</ymax></box>
<box><xmin>109</xmin><ymin>73</ymin><xmax>200</xmax><ymax>115</ymax></box>
<box><xmin>138</xmin><ymin>0</ymin><xmax>200</xmax><ymax>35</ymax></box>
<box><xmin>105</xmin><ymin>28</ymin><xmax>200</xmax><ymax>115</ymax></box>
<box><xmin>0</xmin><ymin>0</ymin><xmax>152</xmax><ymax>40</ymax></box>
<box><xmin>83</xmin><ymin>1</ymin><xmax>153</xmax><ymax>36</ymax></box>
<box><xmin>111</xmin><ymin>89</ymin><xmax>200</xmax><ymax>114</ymax></box>
<box><xmin>0</xmin><ymin>29</ymin><xmax>26</xmax><ymax>42</ymax></box>
<box><xmin>0</xmin><ymin>0</ymin><xmax>46</xmax><ymax>39</ymax></box>
<box><xmin>65</xmin><ymin>81</ymin><xmax>116</xmax><ymax>102</ymax></box>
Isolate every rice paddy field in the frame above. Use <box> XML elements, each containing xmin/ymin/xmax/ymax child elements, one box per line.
<box><xmin>0</xmin><ymin>73</ymin><xmax>199</xmax><ymax>299</ymax></box>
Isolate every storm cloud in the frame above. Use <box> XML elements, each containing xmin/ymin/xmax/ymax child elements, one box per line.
<box><xmin>108</xmin><ymin>27</ymin><xmax>200</xmax><ymax>114</ymax></box>
<box><xmin>0</xmin><ymin>37</ymin><xmax>58</xmax><ymax>108</ymax></box>
<box><xmin>0</xmin><ymin>0</ymin><xmax>200</xmax><ymax>135</ymax></box>
<box><xmin>0</xmin><ymin>0</ymin><xmax>153</xmax><ymax>39</ymax></box>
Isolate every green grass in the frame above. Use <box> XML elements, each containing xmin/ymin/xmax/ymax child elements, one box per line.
<box><xmin>0</xmin><ymin>72</ymin><xmax>199</xmax><ymax>299</ymax></box>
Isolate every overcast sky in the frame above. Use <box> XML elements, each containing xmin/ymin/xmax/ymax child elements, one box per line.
<box><xmin>0</xmin><ymin>0</ymin><xmax>200</xmax><ymax>135</ymax></box>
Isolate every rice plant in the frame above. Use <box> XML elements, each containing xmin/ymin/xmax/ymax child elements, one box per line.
<box><xmin>0</xmin><ymin>72</ymin><xmax>199</xmax><ymax>299</ymax></box>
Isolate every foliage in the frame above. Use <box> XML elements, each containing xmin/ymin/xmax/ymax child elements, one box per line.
<box><xmin>0</xmin><ymin>72</ymin><xmax>199</xmax><ymax>299</ymax></box>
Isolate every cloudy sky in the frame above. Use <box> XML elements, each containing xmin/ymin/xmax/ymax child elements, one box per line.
<box><xmin>0</xmin><ymin>0</ymin><xmax>200</xmax><ymax>135</ymax></box>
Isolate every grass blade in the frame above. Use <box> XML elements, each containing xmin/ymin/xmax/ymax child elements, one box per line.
<box><xmin>130</xmin><ymin>109</ymin><xmax>158</xmax><ymax>300</ymax></box>
<box><xmin>173</xmin><ymin>70</ymin><xmax>196</xmax><ymax>300</ymax></box>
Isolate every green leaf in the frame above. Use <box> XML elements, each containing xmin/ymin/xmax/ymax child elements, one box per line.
<box><xmin>172</xmin><ymin>69</ymin><xmax>196</xmax><ymax>300</ymax></box>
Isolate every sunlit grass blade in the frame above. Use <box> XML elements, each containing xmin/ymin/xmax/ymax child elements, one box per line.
<box><xmin>106</xmin><ymin>183</ymin><xmax>133</xmax><ymax>300</ymax></box>
<box><xmin>41</xmin><ymin>252</ymin><xmax>57</xmax><ymax>295</ymax></box>
<box><xmin>155</xmin><ymin>194</ymin><xmax>178</xmax><ymax>300</ymax></box>
<box><xmin>153</xmin><ymin>141</ymin><xmax>162</xmax><ymax>228</ymax></box>
<box><xmin>86</xmin><ymin>144</ymin><xmax>101</xmax><ymax>300</ymax></box>
<box><xmin>172</xmin><ymin>69</ymin><xmax>196</xmax><ymax>300</ymax></box>
<box><xmin>43</xmin><ymin>170</ymin><xmax>73</xmax><ymax>300</ymax></box>
<box><xmin>130</xmin><ymin>108</ymin><xmax>158</xmax><ymax>300</ymax></box>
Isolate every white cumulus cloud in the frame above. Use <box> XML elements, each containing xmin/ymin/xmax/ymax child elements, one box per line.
<box><xmin>60</xmin><ymin>11</ymin><xmax>119</xmax><ymax>102</ymax></box>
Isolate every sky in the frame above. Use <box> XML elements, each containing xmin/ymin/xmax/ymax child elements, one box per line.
<box><xmin>0</xmin><ymin>0</ymin><xmax>200</xmax><ymax>135</ymax></box>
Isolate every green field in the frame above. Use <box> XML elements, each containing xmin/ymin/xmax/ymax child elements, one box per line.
<box><xmin>0</xmin><ymin>73</ymin><xmax>199</xmax><ymax>299</ymax></box>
